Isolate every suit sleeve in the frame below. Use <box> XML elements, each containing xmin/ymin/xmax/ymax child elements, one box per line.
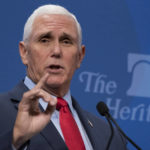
<box><xmin>0</xmin><ymin>130</ymin><xmax>14</xmax><ymax>150</ymax></box>
<box><xmin>0</xmin><ymin>129</ymin><xmax>29</xmax><ymax>150</ymax></box>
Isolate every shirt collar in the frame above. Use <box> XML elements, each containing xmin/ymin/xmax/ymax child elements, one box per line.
<box><xmin>24</xmin><ymin>76</ymin><xmax>74</xmax><ymax>112</ymax></box>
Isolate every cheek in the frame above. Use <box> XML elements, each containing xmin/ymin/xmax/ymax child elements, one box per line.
<box><xmin>27</xmin><ymin>50</ymin><xmax>44</xmax><ymax>71</ymax></box>
<box><xmin>66</xmin><ymin>54</ymin><xmax>79</xmax><ymax>73</ymax></box>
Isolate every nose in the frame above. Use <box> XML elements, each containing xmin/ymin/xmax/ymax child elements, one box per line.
<box><xmin>51</xmin><ymin>41</ymin><xmax>62</xmax><ymax>58</ymax></box>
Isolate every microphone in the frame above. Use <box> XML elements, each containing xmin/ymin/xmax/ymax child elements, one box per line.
<box><xmin>96</xmin><ymin>102</ymin><xmax>114</xmax><ymax>150</ymax></box>
<box><xmin>96</xmin><ymin>101</ymin><xmax>142</xmax><ymax>150</ymax></box>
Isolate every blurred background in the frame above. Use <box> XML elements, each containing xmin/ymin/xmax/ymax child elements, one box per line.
<box><xmin>0</xmin><ymin>0</ymin><xmax>149</xmax><ymax>149</ymax></box>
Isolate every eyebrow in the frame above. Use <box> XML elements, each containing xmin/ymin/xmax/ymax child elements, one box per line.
<box><xmin>38</xmin><ymin>32</ymin><xmax>52</xmax><ymax>40</ymax></box>
<box><xmin>60</xmin><ymin>32</ymin><xmax>76</xmax><ymax>42</ymax></box>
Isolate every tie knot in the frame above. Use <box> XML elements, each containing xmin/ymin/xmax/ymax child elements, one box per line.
<box><xmin>56</xmin><ymin>97</ymin><xmax>68</xmax><ymax>110</ymax></box>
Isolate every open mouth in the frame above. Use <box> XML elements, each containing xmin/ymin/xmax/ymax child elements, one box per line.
<box><xmin>47</xmin><ymin>64</ymin><xmax>64</xmax><ymax>73</ymax></box>
<box><xmin>49</xmin><ymin>65</ymin><xmax>62</xmax><ymax>69</ymax></box>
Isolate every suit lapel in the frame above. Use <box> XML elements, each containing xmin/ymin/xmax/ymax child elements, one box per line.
<box><xmin>40</xmin><ymin>122</ymin><xmax>68</xmax><ymax>150</ymax></box>
<box><xmin>72</xmin><ymin>98</ymin><xmax>105</xmax><ymax>150</ymax></box>
<box><xmin>9</xmin><ymin>81</ymin><xmax>29</xmax><ymax>108</ymax></box>
<box><xmin>9</xmin><ymin>81</ymin><xmax>29</xmax><ymax>101</ymax></box>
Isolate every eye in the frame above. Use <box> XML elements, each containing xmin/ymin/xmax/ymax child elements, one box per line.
<box><xmin>62</xmin><ymin>38</ymin><xmax>72</xmax><ymax>45</ymax></box>
<box><xmin>40</xmin><ymin>38</ymin><xmax>49</xmax><ymax>43</ymax></box>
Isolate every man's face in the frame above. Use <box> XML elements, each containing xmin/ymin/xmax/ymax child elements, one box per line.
<box><xmin>19</xmin><ymin>14</ymin><xmax>85</xmax><ymax>96</ymax></box>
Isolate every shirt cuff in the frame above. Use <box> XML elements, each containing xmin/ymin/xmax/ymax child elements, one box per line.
<box><xmin>12</xmin><ymin>144</ymin><xmax>17</xmax><ymax>150</ymax></box>
<box><xmin>12</xmin><ymin>144</ymin><xmax>27</xmax><ymax>150</ymax></box>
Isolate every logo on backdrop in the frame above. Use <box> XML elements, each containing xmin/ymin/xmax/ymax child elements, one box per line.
<box><xmin>127</xmin><ymin>53</ymin><xmax>150</xmax><ymax>98</ymax></box>
<box><xmin>78</xmin><ymin>53</ymin><xmax>150</xmax><ymax>122</ymax></box>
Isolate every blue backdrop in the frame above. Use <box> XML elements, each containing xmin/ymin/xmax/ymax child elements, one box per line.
<box><xmin>0</xmin><ymin>0</ymin><xmax>149</xmax><ymax>149</ymax></box>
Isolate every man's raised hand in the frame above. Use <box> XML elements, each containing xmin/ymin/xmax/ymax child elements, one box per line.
<box><xmin>13</xmin><ymin>73</ymin><xmax>57</xmax><ymax>149</ymax></box>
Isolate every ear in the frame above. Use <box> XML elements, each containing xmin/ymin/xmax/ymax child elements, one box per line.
<box><xmin>19</xmin><ymin>41</ymin><xmax>28</xmax><ymax>66</ymax></box>
<box><xmin>76</xmin><ymin>45</ymin><xmax>85</xmax><ymax>68</ymax></box>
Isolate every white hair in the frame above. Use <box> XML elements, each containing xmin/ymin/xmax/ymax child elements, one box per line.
<box><xmin>23</xmin><ymin>4</ymin><xmax>82</xmax><ymax>46</ymax></box>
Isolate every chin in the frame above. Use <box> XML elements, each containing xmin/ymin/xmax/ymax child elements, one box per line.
<box><xmin>46</xmin><ymin>77</ymin><xmax>65</xmax><ymax>88</ymax></box>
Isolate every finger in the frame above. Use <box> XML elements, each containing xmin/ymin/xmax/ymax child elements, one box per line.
<box><xmin>20</xmin><ymin>88</ymin><xmax>51</xmax><ymax>107</ymax></box>
<box><xmin>29</xmin><ymin>101</ymin><xmax>40</xmax><ymax>115</ymax></box>
<box><xmin>28</xmin><ymin>91</ymin><xmax>56</xmax><ymax>116</ymax></box>
<box><xmin>35</xmin><ymin>89</ymin><xmax>54</xmax><ymax>103</ymax></box>
<box><xmin>45</xmin><ymin>97</ymin><xmax>57</xmax><ymax>114</ymax></box>
<box><xmin>29</xmin><ymin>92</ymin><xmax>56</xmax><ymax>116</ymax></box>
<box><xmin>35</xmin><ymin>73</ymin><xmax>49</xmax><ymax>89</ymax></box>
<box><xmin>20</xmin><ymin>86</ymin><xmax>56</xmax><ymax>115</ymax></box>
<box><xmin>19</xmin><ymin>89</ymin><xmax>41</xmax><ymax>114</ymax></box>
<box><xmin>20</xmin><ymin>88</ymin><xmax>41</xmax><ymax>104</ymax></box>
<box><xmin>25</xmin><ymin>89</ymin><xmax>56</xmax><ymax>114</ymax></box>
<box><xmin>19</xmin><ymin>88</ymin><xmax>45</xmax><ymax>112</ymax></box>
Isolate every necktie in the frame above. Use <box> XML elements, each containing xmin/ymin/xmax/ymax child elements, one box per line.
<box><xmin>56</xmin><ymin>97</ymin><xmax>86</xmax><ymax>150</ymax></box>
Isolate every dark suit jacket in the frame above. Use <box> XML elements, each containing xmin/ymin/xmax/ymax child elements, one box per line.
<box><xmin>0</xmin><ymin>81</ymin><xmax>127</xmax><ymax>150</ymax></box>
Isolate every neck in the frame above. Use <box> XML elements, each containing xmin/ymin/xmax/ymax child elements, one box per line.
<box><xmin>44</xmin><ymin>86</ymin><xmax>68</xmax><ymax>98</ymax></box>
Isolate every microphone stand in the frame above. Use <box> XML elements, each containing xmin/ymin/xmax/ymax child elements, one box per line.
<box><xmin>108</xmin><ymin>113</ymin><xmax>141</xmax><ymax>150</ymax></box>
<box><xmin>105</xmin><ymin>114</ymin><xmax>114</xmax><ymax>150</ymax></box>
<box><xmin>96</xmin><ymin>101</ymin><xmax>142</xmax><ymax>150</ymax></box>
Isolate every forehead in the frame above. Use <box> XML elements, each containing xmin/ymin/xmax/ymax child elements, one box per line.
<box><xmin>31</xmin><ymin>14</ymin><xmax>78</xmax><ymax>37</ymax></box>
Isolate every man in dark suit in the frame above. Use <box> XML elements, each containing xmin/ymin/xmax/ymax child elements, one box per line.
<box><xmin>0</xmin><ymin>4</ymin><xmax>127</xmax><ymax>150</ymax></box>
